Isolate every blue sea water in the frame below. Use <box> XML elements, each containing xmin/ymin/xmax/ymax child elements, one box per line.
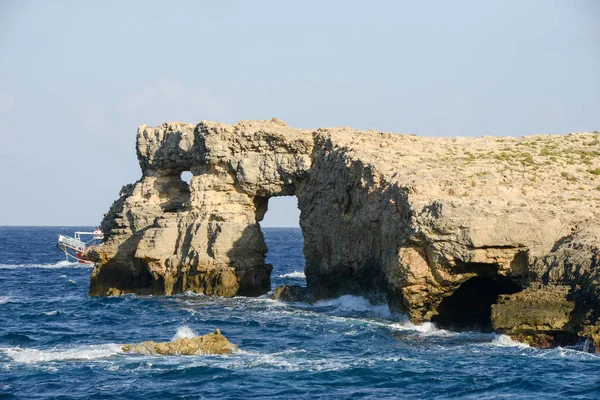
<box><xmin>0</xmin><ymin>226</ymin><xmax>599</xmax><ymax>399</ymax></box>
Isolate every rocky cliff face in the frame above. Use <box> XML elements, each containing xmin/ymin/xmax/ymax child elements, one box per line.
<box><xmin>88</xmin><ymin>119</ymin><xmax>600</xmax><ymax>348</ymax></box>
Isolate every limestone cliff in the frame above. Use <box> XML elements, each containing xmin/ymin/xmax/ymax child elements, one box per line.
<box><xmin>88</xmin><ymin>119</ymin><xmax>600</xmax><ymax>348</ymax></box>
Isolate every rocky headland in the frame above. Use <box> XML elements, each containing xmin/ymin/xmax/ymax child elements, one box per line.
<box><xmin>87</xmin><ymin>118</ymin><xmax>600</xmax><ymax>349</ymax></box>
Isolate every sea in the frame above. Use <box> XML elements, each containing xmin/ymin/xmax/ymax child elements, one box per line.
<box><xmin>0</xmin><ymin>226</ymin><xmax>599</xmax><ymax>399</ymax></box>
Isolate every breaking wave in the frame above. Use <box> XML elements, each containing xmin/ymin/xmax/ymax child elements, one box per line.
<box><xmin>0</xmin><ymin>260</ymin><xmax>90</xmax><ymax>269</ymax></box>
<box><xmin>388</xmin><ymin>320</ymin><xmax>452</xmax><ymax>336</ymax></box>
<box><xmin>278</xmin><ymin>271</ymin><xmax>306</xmax><ymax>279</ymax></box>
<box><xmin>313</xmin><ymin>295</ymin><xmax>391</xmax><ymax>317</ymax></box>
<box><xmin>490</xmin><ymin>334</ymin><xmax>531</xmax><ymax>348</ymax></box>
<box><xmin>2</xmin><ymin>344</ymin><xmax>122</xmax><ymax>364</ymax></box>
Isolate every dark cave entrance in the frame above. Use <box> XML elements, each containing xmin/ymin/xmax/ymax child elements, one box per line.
<box><xmin>431</xmin><ymin>275</ymin><xmax>521</xmax><ymax>332</ymax></box>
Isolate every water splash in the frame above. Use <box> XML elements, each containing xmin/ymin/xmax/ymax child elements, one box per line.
<box><xmin>388</xmin><ymin>321</ymin><xmax>453</xmax><ymax>336</ymax></box>
<box><xmin>171</xmin><ymin>325</ymin><xmax>196</xmax><ymax>341</ymax></box>
<box><xmin>490</xmin><ymin>334</ymin><xmax>530</xmax><ymax>348</ymax></box>
<box><xmin>278</xmin><ymin>271</ymin><xmax>306</xmax><ymax>279</ymax></box>
<box><xmin>313</xmin><ymin>295</ymin><xmax>391</xmax><ymax>317</ymax></box>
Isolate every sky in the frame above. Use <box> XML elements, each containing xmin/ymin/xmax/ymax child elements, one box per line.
<box><xmin>0</xmin><ymin>0</ymin><xmax>599</xmax><ymax>227</ymax></box>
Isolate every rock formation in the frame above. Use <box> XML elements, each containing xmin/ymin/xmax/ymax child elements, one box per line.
<box><xmin>121</xmin><ymin>329</ymin><xmax>237</xmax><ymax>355</ymax></box>
<box><xmin>88</xmin><ymin>118</ymin><xmax>600</xmax><ymax>349</ymax></box>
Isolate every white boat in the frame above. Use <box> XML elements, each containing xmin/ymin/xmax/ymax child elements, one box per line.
<box><xmin>57</xmin><ymin>228</ymin><xmax>104</xmax><ymax>264</ymax></box>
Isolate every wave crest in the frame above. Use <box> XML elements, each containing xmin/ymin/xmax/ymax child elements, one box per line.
<box><xmin>313</xmin><ymin>295</ymin><xmax>391</xmax><ymax>317</ymax></box>
<box><xmin>0</xmin><ymin>260</ymin><xmax>91</xmax><ymax>269</ymax></box>
<box><xmin>278</xmin><ymin>271</ymin><xmax>306</xmax><ymax>279</ymax></box>
<box><xmin>490</xmin><ymin>334</ymin><xmax>531</xmax><ymax>348</ymax></box>
<box><xmin>2</xmin><ymin>344</ymin><xmax>122</xmax><ymax>363</ymax></box>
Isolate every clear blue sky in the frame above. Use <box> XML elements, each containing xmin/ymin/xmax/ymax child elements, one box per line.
<box><xmin>0</xmin><ymin>0</ymin><xmax>598</xmax><ymax>226</ymax></box>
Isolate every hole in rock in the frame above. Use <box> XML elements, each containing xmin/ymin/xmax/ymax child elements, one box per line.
<box><xmin>181</xmin><ymin>171</ymin><xmax>193</xmax><ymax>185</ymax></box>
<box><xmin>431</xmin><ymin>276</ymin><xmax>521</xmax><ymax>332</ymax></box>
<box><xmin>157</xmin><ymin>172</ymin><xmax>191</xmax><ymax>212</ymax></box>
<box><xmin>259</xmin><ymin>196</ymin><xmax>300</xmax><ymax>228</ymax></box>
<box><xmin>259</xmin><ymin>196</ymin><xmax>305</xmax><ymax>288</ymax></box>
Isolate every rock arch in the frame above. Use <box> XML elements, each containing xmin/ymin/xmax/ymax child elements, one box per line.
<box><xmin>86</xmin><ymin>118</ymin><xmax>600</xmax><ymax>346</ymax></box>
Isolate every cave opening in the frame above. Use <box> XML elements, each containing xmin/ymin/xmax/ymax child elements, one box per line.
<box><xmin>258</xmin><ymin>196</ymin><xmax>305</xmax><ymax>288</ymax></box>
<box><xmin>431</xmin><ymin>275</ymin><xmax>521</xmax><ymax>332</ymax></box>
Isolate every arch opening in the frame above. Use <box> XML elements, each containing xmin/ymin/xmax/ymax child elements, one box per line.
<box><xmin>431</xmin><ymin>275</ymin><xmax>521</xmax><ymax>332</ymax></box>
<box><xmin>259</xmin><ymin>196</ymin><xmax>300</xmax><ymax>228</ymax></box>
<box><xmin>154</xmin><ymin>172</ymin><xmax>191</xmax><ymax>213</ymax></box>
<box><xmin>180</xmin><ymin>170</ymin><xmax>193</xmax><ymax>185</ymax></box>
<box><xmin>258</xmin><ymin>196</ymin><xmax>306</xmax><ymax>290</ymax></box>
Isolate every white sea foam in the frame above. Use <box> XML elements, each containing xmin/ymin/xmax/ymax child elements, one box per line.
<box><xmin>487</xmin><ymin>335</ymin><xmax>600</xmax><ymax>360</ymax></box>
<box><xmin>278</xmin><ymin>271</ymin><xmax>306</xmax><ymax>279</ymax></box>
<box><xmin>188</xmin><ymin>350</ymin><xmax>351</xmax><ymax>372</ymax></box>
<box><xmin>0</xmin><ymin>296</ymin><xmax>11</xmax><ymax>304</ymax></box>
<box><xmin>388</xmin><ymin>320</ymin><xmax>452</xmax><ymax>336</ymax></box>
<box><xmin>0</xmin><ymin>260</ymin><xmax>90</xmax><ymax>270</ymax></box>
<box><xmin>313</xmin><ymin>295</ymin><xmax>391</xmax><ymax>317</ymax></box>
<box><xmin>490</xmin><ymin>334</ymin><xmax>530</xmax><ymax>348</ymax></box>
<box><xmin>172</xmin><ymin>325</ymin><xmax>196</xmax><ymax>341</ymax></box>
<box><xmin>182</xmin><ymin>291</ymin><xmax>205</xmax><ymax>297</ymax></box>
<box><xmin>540</xmin><ymin>346</ymin><xmax>599</xmax><ymax>360</ymax></box>
<box><xmin>200</xmin><ymin>348</ymin><xmax>419</xmax><ymax>372</ymax></box>
<box><xmin>2</xmin><ymin>344</ymin><xmax>122</xmax><ymax>363</ymax></box>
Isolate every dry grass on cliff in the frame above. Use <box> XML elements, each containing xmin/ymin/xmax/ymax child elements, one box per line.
<box><xmin>329</xmin><ymin>129</ymin><xmax>600</xmax><ymax>217</ymax></box>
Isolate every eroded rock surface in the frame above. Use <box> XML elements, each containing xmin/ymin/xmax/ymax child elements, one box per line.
<box><xmin>89</xmin><ymin>118</ymin><xmax>600</xmax><ymax>348</ymax></box>
<box><xmin>121</xmin><ymin>329</ymin><xmax>237</xmax><ymax>355</ymax></box>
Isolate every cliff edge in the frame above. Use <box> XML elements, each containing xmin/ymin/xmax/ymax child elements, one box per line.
<box><xmin>87</xmin><ymin>119</ymin><xmax>600</xmax><ymax>348</ymax></box>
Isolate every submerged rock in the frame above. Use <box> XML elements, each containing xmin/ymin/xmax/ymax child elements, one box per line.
<box><xmin>88</xmin><ymin>118</ymin><xmax>600</xmax><ymax>348</ymax></box>
<box><xmin>121</xmin><ymin>329</ymin><xmax>237</xmax><ymax>355</ymax></box>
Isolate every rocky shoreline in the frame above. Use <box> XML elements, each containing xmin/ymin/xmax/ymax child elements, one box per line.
<box><xmin>86</xmin><ymin>119</ymin><xmax>600</xmax><ymax>350</ymax></box>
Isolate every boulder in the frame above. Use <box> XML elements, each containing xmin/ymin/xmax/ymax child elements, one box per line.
<box><xmin>272</xmin><ymin>285</ymin><xmax>311</xmax><ymax>303</ymax></box>
<box><xmin>121</xmin><ymin>329</ymin><xmax>237</xmax><ymax>355</ymax></box>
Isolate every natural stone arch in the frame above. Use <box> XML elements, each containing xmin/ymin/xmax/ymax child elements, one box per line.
<box><xmin>86</xmin><ymin>118</ymin><xmax>600</xmax><ymax>348</ymax></box>
<box><xmin>89</xmin><ymin>119</ymin><xmax>314</xmax><ymax>297</ymax></box>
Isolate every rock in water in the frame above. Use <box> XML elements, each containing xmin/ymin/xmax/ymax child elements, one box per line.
<box><xmin>121</xmin><ymin>329</ymin><xmax>237</xmax><ymax>355</ymax></box>
<box><xmin>491</xmin><ymin>223</ymin><xmax>600</xmax><ymax>349</ymax></box>
<box><xmin>87</xmin><ymin>118</ymin><xmax>600</xmax><ymax>348</ymax></box>
<box><xmin>272</xmin><ymin>285</ymin><xmax>311</xmax><ymax>303</ymax></box>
